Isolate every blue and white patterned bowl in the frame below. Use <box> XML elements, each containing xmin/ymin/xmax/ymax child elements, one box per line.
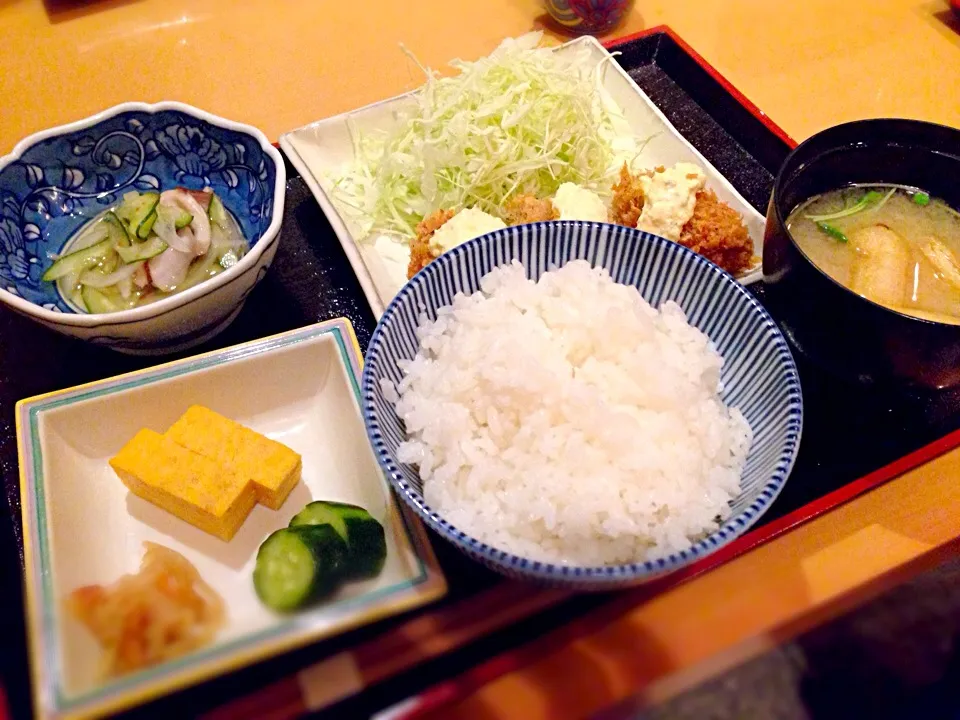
<box><xmin>362</xmin><ymin>221</ymin><xmax>803</xmax><ymax>590</ymax></box>
<box><xmin>0</xmin><ymin>102</ymin><xmax>285</xmax><ymax>354</ymax></box>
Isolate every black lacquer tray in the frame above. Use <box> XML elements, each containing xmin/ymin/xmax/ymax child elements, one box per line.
<box><xmin>2</xmin><ymin>27</ymin><xmax>958</xmax><ymax>720</ymax></box>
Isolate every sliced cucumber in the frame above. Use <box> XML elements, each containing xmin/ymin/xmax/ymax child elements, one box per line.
<box><xmin>290</xmin><ymin>501</ymin><xmax>387</xmax><ymax>580</ymax></box>
<box><xmin>174</xmin><ymin>209</ymin><xmax>193</xmax><ymax>230</ymax></box>
<box><xmin>114</xmin><ymin>191</ymin><xmax>140</xmax><ymax>224</ymax></box>
<box><xmin>117</xmin><ymin>237</ymin><xmax>167</xmax><ymax>263</ymax></box>
<box><xmin>81</xmin><ymin>285</ymin><xmax>124</xmax><ymax>314</ymax></box>
<box><xmin>103</xmin><ymin>211</ymin><xmax>131</xmax><ymax>248</ymax></box>
<box><xmin>253</xmin><ymin>525</ymin><xmax>346</xmax><ymax>612</ymax></box>
<box><xmin>136</xmin><ymin>209</ymin><xmax>158</xmax><ymax>240</ymax></box>
<box><xmin>156</xmin><ymin>203</ymin><xmax>193</xmax><ymax>232</ymax></box>
<box><xmin>42</xmin><ymin>238</ymin><xmax>116</xmax><ymax>282</ymax></box>
<box><xmin>115</xmin><ymin>191</ymin><xmax>158</xmax><ymax>225</ymax></box>
<box><xmin>115</xmin><ymin>191</ymin><xmax>160</xmax><ymax>239</ymax></box>
<box><xmin>208</xmin><ymin>193</ymin><xmax>230</xmax><ymax>229</ymax></box>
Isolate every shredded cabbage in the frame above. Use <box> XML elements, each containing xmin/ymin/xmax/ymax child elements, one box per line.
<box><xmin>330</xmin><ymin>33</ymin><xmax>643</xmax><ymax>240</ymax></box>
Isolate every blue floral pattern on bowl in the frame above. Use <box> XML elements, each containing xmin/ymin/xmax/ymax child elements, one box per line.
<box><xmin>0</xmin><ymin>109</ymin><xmax>278</xmax><ymax>312</ymax></box>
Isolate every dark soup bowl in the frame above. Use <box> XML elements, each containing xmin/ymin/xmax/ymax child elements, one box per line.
<box><xmin>763</xmin><ymin>119</ymin><xmax>960</xmax><ymax>390</ymax></box>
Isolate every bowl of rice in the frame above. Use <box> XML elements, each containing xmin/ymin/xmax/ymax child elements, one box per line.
<box><xmin>362</xmin><ymin>221</ymin><xmax>802</xmax><ymax>589</ymax></box>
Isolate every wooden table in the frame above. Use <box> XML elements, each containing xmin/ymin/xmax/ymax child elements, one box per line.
<box><xmin>1</xmin><ymin>2</ymin><xmax>959</xmax><ymax>719</ymax></box>
<box><xmin>1</xmin><ymin>0</ymin><xmax>959</xmax><ymax>153</ymax></box>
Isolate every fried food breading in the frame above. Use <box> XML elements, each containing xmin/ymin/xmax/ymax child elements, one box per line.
<box><xmin>408</xmin><ymin>208</ymin><xmax>456</xmax><ymax>279</ymax></box>
<box><xmin>610</xmin><ymin>163</ymin><xmax>648</xmax><ymax>227</ymax></box>
<box><xmin>678</xmin><ymin>189</ymin><xmax>755</xmax><ymax>276</ymax></box>
<box><xmin>610</xmin><ymin>163</ymin><xmax>755</xmax><ymax>276</ymax></box>
<box><xmin>504</xmin><ymin>194</ymin><xmax>559</xmax><ymax>225</ymax></box>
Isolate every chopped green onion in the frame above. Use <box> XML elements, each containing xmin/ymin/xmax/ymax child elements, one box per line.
<box><xmin>806</xmin><ymin>188</ymin><xmax>889</xmax><ymax>223</ymax></box>
<box><xmin>913</xmin><ymin>191</ymin><xmax>930</xmax><ymax>206</ymax></box>
<box><xmin>816</xmin><ymin>221</ymin><xmax>848</xmax><ymax>243</ymax></box>
<box><xmin>868</xmin><ymin>187</ymin><xmax>897</xmax><ymax>215</ymax></box>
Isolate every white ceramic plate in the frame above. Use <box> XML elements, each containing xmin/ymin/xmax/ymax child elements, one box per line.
<box><xmin>279</xmin><ymin>35</ymin><xmax>766</xmax><ymax>319</ymax></box>
<box><xmin>16</xmin><ymin>319</ymin><xmax>446</xmax><ymax>720</ymax></box>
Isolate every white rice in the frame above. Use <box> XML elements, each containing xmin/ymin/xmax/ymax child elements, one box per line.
<box><xmin>384</xmin><ymin>260</ymin><xmax>752</xmax><ymax>565</ymax></box>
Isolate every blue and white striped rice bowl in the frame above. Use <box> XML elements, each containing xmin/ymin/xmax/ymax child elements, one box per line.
<box><xmin>361</xmin><ymin>221</ymin><xmax>803</xmax><ymax>589</ymax></box>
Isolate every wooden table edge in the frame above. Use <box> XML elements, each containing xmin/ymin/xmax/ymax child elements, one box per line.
<box><xmin>391</xmin><ymin>449</ymin><xmax>960</xmax><ymax>720</ymax></box>
<box><xmin>204</xmin><ymin>428</ymin><xmax>960</xmax><ymax>720</ymax></box>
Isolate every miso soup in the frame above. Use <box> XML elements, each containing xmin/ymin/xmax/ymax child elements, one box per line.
<box><xmin>786</xmin><ymin>185</ymin><xmax>960</xmax><ymax>324</ymax></box>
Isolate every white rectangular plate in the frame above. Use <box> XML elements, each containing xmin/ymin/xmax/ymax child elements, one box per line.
<box><xmin>280</xmin><ymin>35</ymin><xmax>766</xmax><ymax>319</ymax></box>
<box><xmin>16</xmin><ymin>319</ymin><xmax>446</xmax><ymax>720</ymax></box>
